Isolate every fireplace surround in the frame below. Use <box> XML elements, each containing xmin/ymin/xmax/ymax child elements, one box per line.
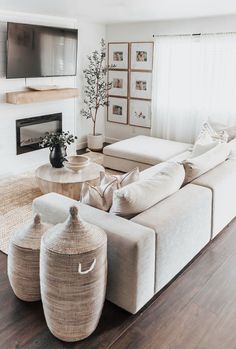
<box><xmin>16</xmin><ymin>113</ymin><xmax>62</xmax><ymax>155</ymax></box>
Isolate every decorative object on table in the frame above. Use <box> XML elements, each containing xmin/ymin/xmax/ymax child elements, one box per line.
<box><xmin>40</xmin><ymin>131</ymin><xmax>77</xmax><ymax>168</ymax></box>
<box><xmin>129</xmin><ymin>99</ymin><xmax>151</xmax><ymax>128</ymax></box>
<box><xmin>130</xmin><ymin>71</ymin><xmax>152</xmax><ymax>99</ymax></box>
<box><xmin>81</xmin><ymin>39</ymin><xmax>112</xmax><ymax>151</ymax></box>
<box><xmin>63</xmin><ymin>155</ymin><xmax>90</xmax><ymax>172</ymax></box>
<box><xmin>107</xmin><ymin>97</ymin><xmax>128</xmax><ymax>124</ymax></box>
<box><xmin>40</xmin><ymin>206</ymin><xmax>107</xmax><ymax>342</ymax></box>
<box><xmin>108</xmin><ymin>70</ymin><xmax>128</xmax><ymax>97</ymax></box>
<box><xmin>7</xmin><ymin>214</ymin><xmax>52</xmax><ymax>301</ymax></box>
<box><xmin>130</xmin><ymin>42</ymin><xmax>154</xmax><ymax>71</ymax></box>
<box><xmin>35</xmin><ymin>162</ymin><xmax>105</xmax><ymax>200</ymax></box>
<box><xmin>108</xmin><ymin>42</ymin><xmax>129</xmax><ymax>70</ymax></box>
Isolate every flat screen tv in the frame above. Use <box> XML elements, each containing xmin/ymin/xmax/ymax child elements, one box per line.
<box><xmin>6</xmin><ymin>22</ymin><xmax>78</xmax><ymax>79</ymax></box>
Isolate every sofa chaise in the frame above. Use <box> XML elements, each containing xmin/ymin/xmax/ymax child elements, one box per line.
<box><xmin>33</xmin><ymin>136</ymin><xmax>236</xmax><ymax>314</ymax></box>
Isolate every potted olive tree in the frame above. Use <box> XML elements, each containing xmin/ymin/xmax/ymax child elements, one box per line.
<box><xmin>81</xmin><ymin>39</ymin><xmax>112</xmax><ymax>151</ymax></box>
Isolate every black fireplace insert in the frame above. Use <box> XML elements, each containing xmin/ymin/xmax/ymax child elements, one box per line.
<box><xmin>16</xmin><ymin>113</ymin><xmax>62</xmax><ymax>155</ymax></box>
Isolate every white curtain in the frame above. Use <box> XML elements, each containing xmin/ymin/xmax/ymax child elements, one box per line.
<box><xmin>151</xmin><ymin>33</ymin><xmax>236</xmax><ymax>143</ymax></box>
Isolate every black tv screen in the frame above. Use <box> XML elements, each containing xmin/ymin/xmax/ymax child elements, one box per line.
<box><xmin>6</xmin><ymin>22</ymin><xmax>78</xmax><ymax>78</ymax></box>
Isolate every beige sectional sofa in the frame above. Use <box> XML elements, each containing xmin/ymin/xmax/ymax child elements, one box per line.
<box><xmin>33</xmin><ymin>136</ymin><xmax>236</xmax><ymax>314</ymax></box>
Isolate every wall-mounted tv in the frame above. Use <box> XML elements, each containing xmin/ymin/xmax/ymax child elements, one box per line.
<box><xmin>6</xmin><ymin>22</ymin><xmax>78</xmax><ymax>79</ymax></box>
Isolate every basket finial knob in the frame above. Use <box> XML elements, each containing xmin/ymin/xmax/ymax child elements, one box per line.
<box><xmin>34</xmin><ymin>214</ymin><xmax>41</xmax><ymax>225</ymax></box>
<box><xmin>70</xmin><ymin>206</ymin><xmax>78</xmax><ymax>220</ymax></box>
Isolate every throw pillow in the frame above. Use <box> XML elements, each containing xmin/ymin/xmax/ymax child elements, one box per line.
<box><xmin>80</xmin><ymin>173</ymin><xmax>118</xmax><ymax>211</ymax></box>
<box><xmin>183</xmin><ymin>143</ymin><xmax>231</xmax><ymax>183</ymax></box>
<box><xmin>198</xmin><ymin>121</ymin><xmax>229</xmax><ymax>143</ymax></box>
<box><xmin>110</xmin><ymin>162</ymin><xmax>185</xmax><ymax>218</ymax></box>
<box><xmin>102</xmin><ymin>167</ymin><xmax>139</xmax><ymax>188</ymax></box>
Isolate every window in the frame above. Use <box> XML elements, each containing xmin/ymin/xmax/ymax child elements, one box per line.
<box><xmin>152</xmin><ymin>34</ymin><xmax>236</xmax><ymax>143</ymax></box>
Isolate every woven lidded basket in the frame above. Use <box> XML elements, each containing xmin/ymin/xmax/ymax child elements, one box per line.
<box><xmin>40</xmin><ymin>206</ymin><xmax>107</xmax><ymax>342</ymax></box>
<box><xmin>8</xmin><ymin>214</ymin><xmax>52</xmax><ymax>301</ymax></box>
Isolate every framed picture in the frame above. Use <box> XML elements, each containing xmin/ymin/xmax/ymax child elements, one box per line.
<box><xmin>108</xmin><ymin>70</ymin><xmax>128</xmax><ymax>97</ymax></box>
<box><xmin>107</xmin><ymin>97</ymin><xmax>128</xmax><ymax>124</ymax></box>
<box><xmin>130</xmin><ymin>42</ymin><xmax>154</xmax><ymax>71</ymax></box>
<box><xmin>129</xmin><ymin>99</ymin><xmax>151</xmax><ymax>128</ymax></box>
<box><xmin>130</xmin><ymin>72</ymin><xmax>152</xmax><ymax>99</ymax></box>
<box><xmin>108</xmin><ymin>43</ymin><xmax>129</xmax><ymax>70</ymax></box>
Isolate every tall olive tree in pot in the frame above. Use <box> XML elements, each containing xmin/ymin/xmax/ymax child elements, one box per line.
<box><xmin>81</xmin><ymin>39</ymin><xmax>112</xmax><ymax>151</ymax></box>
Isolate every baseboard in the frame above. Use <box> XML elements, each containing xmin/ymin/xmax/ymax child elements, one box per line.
<box><xmin>105</xmin><ymin>137</ymin><xmax>121</xmax><ymax>144</ymax></box>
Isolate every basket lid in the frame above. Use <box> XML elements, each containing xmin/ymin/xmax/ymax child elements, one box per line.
<box><xmin>42</xmin><ymin>206</ymin><xmax>107</xmax><ymax>255</ymax></box>
<box><xmin>11</xmin><ymin>214</ymin><xmax>52</xmax><ymax>250</ymax></box>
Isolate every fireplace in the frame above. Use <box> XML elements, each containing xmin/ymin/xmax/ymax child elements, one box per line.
<box><xmin>16</xmin><ymin>113</ymin><xmax>62</xmax><ymax>155</ymax></box>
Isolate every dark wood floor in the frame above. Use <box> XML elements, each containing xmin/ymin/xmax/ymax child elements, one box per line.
<box><xmin>1</xmin><ymin>219</ymin><xmax>236</xmax><ymax>349</ymax></box>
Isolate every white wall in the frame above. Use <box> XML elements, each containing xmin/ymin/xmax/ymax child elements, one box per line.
<box><xmin>77</xmin><ymin>21</ymin><xmax>106</xmax><ymax>148</ymax></box>
<box><xmin>0</xmin><ymin>10</ymin><xmax>105</xmax><ymax>177</ymax></box>
<box><xmin>105</xmin><ymin>14</ymin><xmax>236</xmax><ymax>142</ymax></box>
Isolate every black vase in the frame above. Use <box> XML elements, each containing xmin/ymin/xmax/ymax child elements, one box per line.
<box><xmin>49</xmin><ymin>145</ymin><xmax>67</xmax><ymax>168</ymax></box>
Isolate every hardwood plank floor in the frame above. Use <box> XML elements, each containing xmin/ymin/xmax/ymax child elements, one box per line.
<box><xmin>0</xmin><ymin>219</ymin><xmax>236</xmax><ymax>349</ymax></box>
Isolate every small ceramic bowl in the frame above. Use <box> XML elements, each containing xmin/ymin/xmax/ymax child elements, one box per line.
<box><xmin>64</xmin><ymin>155</ymin><xmax>90</xmax><ymax>172</ymax></box>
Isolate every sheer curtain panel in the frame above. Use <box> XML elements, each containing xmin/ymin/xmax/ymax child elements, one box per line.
<box><xmin>151</xmin><ymin>34</ymin><xmax>236</xmax><ymax>143</ymax></box>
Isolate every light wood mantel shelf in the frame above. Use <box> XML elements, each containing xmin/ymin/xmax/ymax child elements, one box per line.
<box><xmin>6</xmin><ymin>88</ymin><xmax>79</xmax><ymax>104</ymax></box>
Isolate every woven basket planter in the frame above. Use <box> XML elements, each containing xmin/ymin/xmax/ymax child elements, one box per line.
<box><xmin>7</xmin><ymin>214</ymin><xmax>52</xmax><ymax>301</ymax></box>
<box><xmin>40</xmin><ymin>206</ymin><xmax>107</xmax><ymax>342</ymax></box>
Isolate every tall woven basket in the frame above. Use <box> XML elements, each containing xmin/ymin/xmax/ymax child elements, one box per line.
<box><xmin>8</xmin><ymin>214</ymin><xmax>52</xmax><ymax>301</ymax></box>
<box><xmin>40</xmin><ymin>206</ymin><xmax>107</xmax><ymax>342</ymax></box>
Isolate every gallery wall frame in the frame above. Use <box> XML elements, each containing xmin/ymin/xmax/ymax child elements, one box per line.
<box><xmin>129</xmin><ymin>99</ymin><xmax>152</xmax><ymax>128</ymax></box>
<box><xmin>130</xmin><ymin>42</ymin><xmax>154</xmax><ymax>72</ymax></box>
<box><xmin>107</xmin><ymin>96</ymin><xmax>128</xmax><ymax>125</ymax></box>
<box><xmin>108</xmin><ymin>42</ymin><xmax>129</xmax><ymax>70</ymax></box>
<box><xmin>108</xmin><ymin>70</ymin><xmax>129</xmax><ymax>97</ymax></box>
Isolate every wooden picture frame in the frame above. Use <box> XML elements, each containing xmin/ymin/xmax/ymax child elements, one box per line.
<box><xmin>130</xmin><ymin>42</ymin><xmax>154</xmax><ymax>71</ymax></box>
<box><xmin>108</xmin><ymin>70</ymin><xmax>128</xmax><ymax>97</ymax></box>
<box><xmin>107</xmin><ymin>97</ymin><xmax>128</xmax><ymax>124</ymax></box>
<box><xmin>108</xmin><ymin>42</ymin><xmax>129</xmax><ymax>70</ymax></box>
<box><xmin>129</xmin><ymin>99</ymin><xmax>151</xmax><ymax>128</ymax></box>
<box><xmin>130</xmin><ymin>71</ymin><xmax>152</xmax><ymax>100</ymax></box>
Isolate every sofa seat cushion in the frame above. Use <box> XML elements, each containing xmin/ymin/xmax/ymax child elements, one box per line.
<box><xmin>103</xmin><ymin>136</ymin><xmax>191</xmax><ymax>166</ymax></box>
<box><xmin>193</xmin><ymin>159</ymin><xmax>236</xmax><ymax>238</ymax></box>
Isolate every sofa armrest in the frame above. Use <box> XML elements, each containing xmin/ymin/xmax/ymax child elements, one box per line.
<box><xmin>193</xmin><ymin>159</ymin><xmax>236</xmax><ymax>238</ymax></box>
<box><xmin>132</xmin><ymin>184</ymin><xmax>212</xmax><ymax>293</ymax></box>
<box><xmin>33</xmin><ymin>193</ymin><xmax>156</xmax><ymax>314</ymax></box>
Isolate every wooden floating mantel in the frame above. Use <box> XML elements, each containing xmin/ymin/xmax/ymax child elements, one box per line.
<box><xmin>6</xmin><ymin>88</ymin><xmax>79</xmax><ymax>105</ymax></box>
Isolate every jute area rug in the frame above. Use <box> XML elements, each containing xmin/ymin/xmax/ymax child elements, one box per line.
<box><xmin>0</xmin><ymin>151</ymin><xmax>115</xmax><ymax>255</ymax></box>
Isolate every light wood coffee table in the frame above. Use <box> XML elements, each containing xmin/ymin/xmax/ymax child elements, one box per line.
<box><xmin>35</xmin><ymin>162</ymin><xmax>105</xmax><ymax>200</ymax></box>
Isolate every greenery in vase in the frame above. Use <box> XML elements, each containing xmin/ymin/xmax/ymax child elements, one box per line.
<box><xmin>40</xmin><ymin>131</ymin><xmax>77</xmax><ymax>148</ymax></box>
<box><xmin>81</xmin><ymin>38</ymin><xmax>113</xmax><ymax>136</ymax></box>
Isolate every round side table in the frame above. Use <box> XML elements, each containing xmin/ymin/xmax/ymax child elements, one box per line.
<box><xmin>35</xmin><ymin>162</ymin><xmax>105</xmax><ymax>200</ymax></box>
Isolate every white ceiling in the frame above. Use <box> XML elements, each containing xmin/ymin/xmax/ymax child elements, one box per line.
<box><xmin>0</xmin><ymin>0</ymin><xmax>236</xmax><ymax>24</ymax></box>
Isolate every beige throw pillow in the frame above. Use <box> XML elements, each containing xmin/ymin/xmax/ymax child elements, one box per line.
<box><xmin>80</xmin><ymin>172</ymin><xmax>118</xmax><ymax>211</ymax></box>
<box><xmin>197</xmin><ymin>121</ymin><xmax>229</xmax><ymax>143</ymax></box>
<box><xmin>80</xmin><ymin>168</ymin><xmax>139</xmax><ymax>211</ymax></box>
<box><xmin>103</xmin><ymin>167</ymin><xmax>139</xmax><ymax>188</ymax></box>
<box><xmin>183</xmin><ymin>143</ymin><xmax>231</xmax><ymax>183</ymax></box>
<box><xmin>110</xmin><ymin>162</ymin><xmax>185</xmax><ymax>218</ymax></box>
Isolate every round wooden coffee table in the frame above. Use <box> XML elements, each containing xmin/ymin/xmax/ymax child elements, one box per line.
<box><xmin>35</xmin><ymin>162</ymin><xmax>105</xmax><ymax>200</ymax></box>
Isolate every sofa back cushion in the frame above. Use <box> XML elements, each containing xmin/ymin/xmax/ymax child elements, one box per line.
<box><xmin>183</xmin><ymin>143</ymin><xmax>230</xmax><ymax>184</ymax></box>
<box><xmin>110</xmin><ymin>162</ymin><xmax>185</xmax><ymax>218</ymax></box>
